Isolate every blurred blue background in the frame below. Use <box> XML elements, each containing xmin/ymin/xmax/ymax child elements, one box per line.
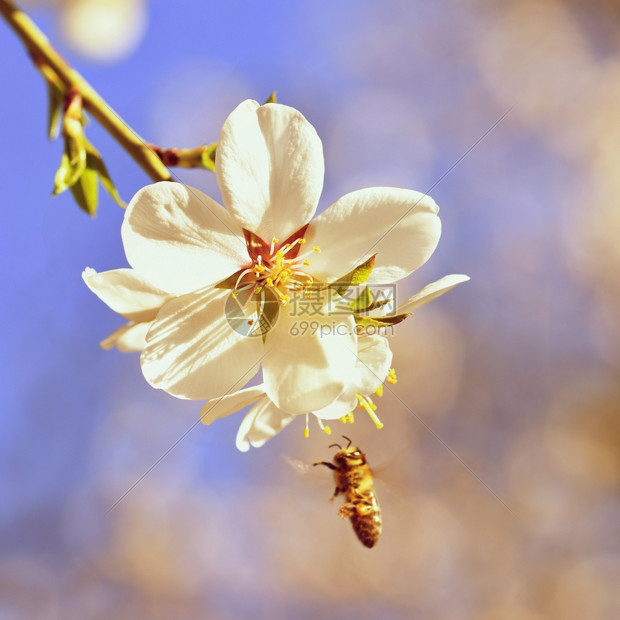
<box><xmin>2</xmin><ymin>0</ymin><xmax>620</xmax><ymax>618</ymax></box>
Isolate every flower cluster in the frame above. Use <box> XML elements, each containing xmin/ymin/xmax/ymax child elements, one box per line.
<box><xmin>84</xmin><ymin>99</ymin><xmax>468</xmax><ymax>450</ymax></box>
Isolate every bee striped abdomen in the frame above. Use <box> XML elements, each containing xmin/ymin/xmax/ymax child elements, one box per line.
<box><xmin>348</xmin><ymin>489</ymin><xmax>382</xmax><ymax>548</ymax></box>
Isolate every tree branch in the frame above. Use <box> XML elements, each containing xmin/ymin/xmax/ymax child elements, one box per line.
<box><xmin>0</xmin><ymin>0</ymin><xmax>173</xmax><ymax>183</ymax></box>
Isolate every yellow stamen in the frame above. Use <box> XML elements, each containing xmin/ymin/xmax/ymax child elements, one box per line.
<box><xmin>356</xmin><ymin>394</ymin><xmax>384</xmax><ymax>430</ymax></box>
<box><xmin>279</xmin><ymin>238</ymin><xmax>305</xmax><ymax>258</ymax></box>
<box><xmin>375</xmin><ymin>384</ymin><xmax>384</xmax><ymax>398</ymax></box>
<box><xmin>357</xmin><ymin>396</ymin><xmax>377</xmax><ymax>411</ymax></box>
<box><xmin>278</xmin><ymin>268</ymin><xmax>293</xmax><ymax>283</ymax></box>
<box><xmin>317</xmin><ymin>417</ymin><xmax>331</xmax><ymax>435</ymax></box>
<box><xmin>245</xmin><ymin>234</ymin><xmax>317</xmax><ymax>309</ymax></box>
<box><xmin>313</xmin><ymin>246</ymin><xmax>321</xmax><ymax>253</ymax></box>
<box><xmin>303</xmin><ymin>414</ymin><xmax>310</xmax><ymax>438</ymax></box>
<box><xmin>387</xmin><ymin>368</ymin><xmax>397</xmax><ymax>384</ymax></box>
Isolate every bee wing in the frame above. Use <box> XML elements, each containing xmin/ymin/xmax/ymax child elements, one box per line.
<box><xmin>364</xmin><ymin>444</ymin><xmax>419</xmax><ymax>502</ymax></box>
<box><xmin>282</xmin><ymin>454</ymin><xmax>314</xmax><ymax>475</ymax></box>
<box><xmin>281</xmin><ymin>455</ymin><xmax>334</xmax><ymax>485</ymax></box>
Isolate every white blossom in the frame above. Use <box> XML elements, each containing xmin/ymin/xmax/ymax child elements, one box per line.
<box><xmin>85</xmin><ymin>99</ymin><xmax>443</xmax><ymax>417</ymax></box>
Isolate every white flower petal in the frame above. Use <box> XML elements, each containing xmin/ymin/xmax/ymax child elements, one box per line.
<box><xmin>396</xmin><ymin>274</ymin><xmax>470</xmax><ymax>315</ymax></box>
<box><xmin>305</xmin><ymin>188</ymin><xmax>441</xmax><ymax>283</ymax></box>
<box><xmin>82</xmin><ymin>267</ymin><xmax>171</xmax><ymax>321</ymax></box>
<box><xmin>121</xmin><ymin>182</ymin><xmax>247</xmax><ymax>295</ymax></box>
<box><xmin>200</xmin><ymin>384</ymin><xmax>266</xmax><ymax>425</ymax></box>
<box><xmin>262</xmin><ymin>309</ymin><xmax>358</xmax><ymax>414</ymax></box>
<box><xmin>101</xmin><ymin>321</ymin><xmax>151</xmax><ymax>352</ymax></box>
<box><xmin>312</xmin><ymin>392</ymin><xmax>357</xmax><ymax>421</ymax></box>
<box><xmin>216</xmin><ymin>100</ymin><xmax>324</xmax><ymax>242</ymax></box>
<box><xmin>235</xmin><ymin>397</ymin><xmax>296</xmax><ymax>452</ymax></box>
<box><xmin>353</xmin><ymin>334</ymin><xmax>393</xmax><ymax>395</ymax></box>
<box><xmin>141</xmin><ymin>289</ymin><xmax>263</xmax><ymax>400</ymax></box>
<box><xmin>313</xmin><ymin>334</ymin><xmax>392</xmax><ymax>420</ymax></box>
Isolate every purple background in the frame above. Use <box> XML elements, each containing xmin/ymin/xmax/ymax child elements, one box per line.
<box><xmin>1</xmin><ymin>1</ymin><xmax>619</xmax><ymax>618</ymax></box>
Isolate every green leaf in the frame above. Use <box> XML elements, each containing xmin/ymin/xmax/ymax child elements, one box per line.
<box><xmin>46</xmin><ymin>82</ymin><xmax>63</xmax><ymax>141</ymax></box>
<box><xmin>52</xmin><ymin>133</ymin><xmax>125</xmax><ymax>215</ymax></box>
<box><xmin>70</xmin><ymin>164</ymin><xmax>99</xmax><ymax>216</ymax></box>
<box><xmin>52</xmin><ymin>134</ymin><xmax>87</xmax><ymax>195</ymax></box>
<box><xmin>50</xmin><ymin>92</ymin><xmax>123</xmax><ymax>214</ymax></box>
<box><xmin>85</xmin><ymin>141</ymin><xmax>126</xmax><ymax>207</ymax></box>
<box><xmin>331</xmin><ymin>254</ymin><xmax>377</xmax><ymax>297</ymax></box>
<box><xmin>52</xmin><ymin>152</ymin><xmax>73</xmax><ymax>195</ymax></box>
<box><xmin>63</xmin><ymin>113</ymin><xmax>84</xmax><ymax>142</ymax></box>
<box><xmin>201</xmin><ymin>143</ymin><xmax>217</xmax><ymax>172</ymax></box>
<box><xmin>359</xmin><ymin>297</ymin><xmax>394</xmax><ymax>314</ymax></box>
<box><xmin>53</xmin><ymin>91</ymin><xmax>87</xmax><ymax>195</ymax></box>
<box><xmin>354</xmin><ymin>312</ymin><xmax>411</xmax><ymax>329</ymax></box>
<box><xmin>350</xmin><ymin>286</ymin><xmax>374</xmax><ymax>312</ymax></box>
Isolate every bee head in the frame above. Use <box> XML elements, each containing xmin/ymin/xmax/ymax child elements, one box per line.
<box><xmin>330</xmin><ymin>436</ymin><xmax>367</xmax><ymax>467</ymax></box>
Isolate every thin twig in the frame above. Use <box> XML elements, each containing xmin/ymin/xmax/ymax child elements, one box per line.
<box><xmin>0</xmin><ymin>0</ymin><xmax>173</xmax><ymax>183</ymax></box>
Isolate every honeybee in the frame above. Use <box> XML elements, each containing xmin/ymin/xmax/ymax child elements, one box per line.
<box><xmin>314</xmin><ymin>436</ymin><xmax>382</xmax><ymax>548</ymax></box>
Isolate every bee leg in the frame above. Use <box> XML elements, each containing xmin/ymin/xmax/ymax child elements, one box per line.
<box><xmin>329</xmin><ymin>486</ymin><xmax>343</xmax><ymax>502</ymax></box>
<box><xmin>313</xmin><ymin>461</ymin><xmax>337</xmax><ymax>470</ymax></box>
<box><xmin>338</xmin><ymin>502</ymin><xmax>356</xmax><ymax>520</ymax></box>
